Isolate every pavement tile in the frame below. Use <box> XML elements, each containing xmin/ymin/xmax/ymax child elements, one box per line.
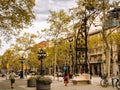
<box><xmin>0</xmin><ymin>76</ymin><xmax>117</xmax><ymax>90</ymax></box>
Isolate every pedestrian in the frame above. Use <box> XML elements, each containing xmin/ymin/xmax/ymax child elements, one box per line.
<box><xmin>6</xmin><ymin>72</ymin><xmax>9</xmax><ymax>80</ymax></box>
<box><xmin>63</xmin><ymin>70</ymin><xmax>69</xmax><ymax>86</ymax></box>
<box><xmin>9</xmin><ymin>70</ymin><xmax>16</xmax><ymax>89</ymax></box>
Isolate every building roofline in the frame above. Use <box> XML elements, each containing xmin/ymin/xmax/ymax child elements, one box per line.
<box><xmin>88</xmin><ymin>26</ymin><xmax>120</xmax><ymax>36</ymax></box>
<box><xmin>108</xmin><ymin>6</ymin><xmax>120</xmax><ymax>12</ymax></box>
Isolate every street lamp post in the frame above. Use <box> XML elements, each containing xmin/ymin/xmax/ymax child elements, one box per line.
<box><xmin>19</xmin><ymin>56</ymin><xmax>25</xmax><ymax>79</ymax></box>
<box><xmin>37</xmin><ymin>48</ymin><xmax>46</xmax><ymax>75</ymax></box>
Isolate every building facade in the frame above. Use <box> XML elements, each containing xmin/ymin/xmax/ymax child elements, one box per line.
<box><xmin>88</xmin><ymin>7</ymin><xmax>120</xmax><ymax>76</ymax></box>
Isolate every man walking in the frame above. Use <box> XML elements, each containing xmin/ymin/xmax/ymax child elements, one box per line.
<box><xmin>9</xmin><ymin>70</ymin><xmax>16</xmax><ymax>89</ymax></box>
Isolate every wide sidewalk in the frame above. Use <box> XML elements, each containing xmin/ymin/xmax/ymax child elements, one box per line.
<box><xmin>0</xmin><ymin>76</ymin><xmax>117</xmax><ymax>90</ymax></box>
<box><xmin>48</xmin><ymin>76</ymin><xmax>116</xmax><ymax>90</ymax></box>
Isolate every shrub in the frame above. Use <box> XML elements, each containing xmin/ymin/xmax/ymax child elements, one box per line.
<box><xmin>27</xmin><ymin>76</ymin><xmax>36</xmax><ymax>80</ymax></box>
<box><xmin>36</xmin><ymin>75</ymin><xmax>52</xmax><ymax>85</ymax></box>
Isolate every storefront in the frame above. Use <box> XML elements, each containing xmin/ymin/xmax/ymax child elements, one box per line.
<box><xmin>89</xmin><ymin>62</ymin><xmax>102</xmax><ymax>76</ymax></box>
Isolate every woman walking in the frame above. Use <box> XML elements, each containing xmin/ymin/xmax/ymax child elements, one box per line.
<box><xmin>63</xmin><ymin>70</ymin><xmax>69</xmax><ymax>86</ymax></box>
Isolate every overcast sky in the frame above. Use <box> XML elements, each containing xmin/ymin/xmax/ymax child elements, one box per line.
<box><xmin>24</xmin><ymin>0</ymin><xmax>77</xmax><ymax>32</ymax></box>
<box><xmin>0</xmin><ymin>0</ymin><xmax>77</xmax><ymax>55</ymax></box>
<box><xmin>25</xmin><ymin>0</ymin><xmax>115</xmax><ymax>33</ymax></box>
<box><xmin>0</xmin><ymin>0</ymin><xmax>116</xmax><ymax>55</ymax></box>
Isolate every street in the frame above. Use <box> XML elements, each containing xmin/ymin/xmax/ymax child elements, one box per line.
<box><xmin>0</xmin><ymin>76</ymin><xmax>118</xmax><ymax>90</ymax></box>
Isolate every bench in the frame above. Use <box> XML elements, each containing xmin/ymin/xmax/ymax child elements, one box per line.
<box><xmin>71</xmin><ymin>73</ymin><xmax>91</xmax><ymax>85</ymax></box>
<box><xmin>71</xmin><ymin>79</ymin><xmax>91</xmax><ymax>85</ymax></box>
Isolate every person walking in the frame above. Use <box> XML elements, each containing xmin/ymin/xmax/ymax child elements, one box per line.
<box><xmin>63</xmin><ymin>70</ymin><xmax>69</xmax><ymax>86</ymax></box>
<box><xmin>9</xmin><ymin>70</ymin><xmax>16</xmax><ymax>89</ymax></box>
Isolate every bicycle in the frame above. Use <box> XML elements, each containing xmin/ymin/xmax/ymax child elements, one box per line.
<box><xmin>111</xmin><ymin>76</ymin><xmax>118</xmax><ymax>88</ymax></box>
<box><xmin>115</xmin><ymin>75</ymin><xmax>120</xmax><ymax>89</ymax></box>
<box><xmin>100</xmin><ymin>75</ymin><xmax>108</xmax><ymax>87</ymax></box>
<box><xmin>100</xmin><ymin>74</ymin><xmax>117</xmax><ymax>88</ymax></box>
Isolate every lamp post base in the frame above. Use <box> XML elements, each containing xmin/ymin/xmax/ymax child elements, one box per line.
<box><xmin>20</xmin><ymin>71</ymin><xmax>24</xmax><ymax>79</ymax></box>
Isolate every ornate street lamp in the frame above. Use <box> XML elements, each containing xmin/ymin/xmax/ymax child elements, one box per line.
<box><xmin>19</xmin><ymin>56</ymin><xmax>25</xmax><ymax>78</ymax></box>
<box><xmin>37</xmin><ymin>48</ymin><xmax>46</xmax><ymax>75</ymax></box>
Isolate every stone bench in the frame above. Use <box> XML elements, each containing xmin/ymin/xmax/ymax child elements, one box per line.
<box><xmin>71</xmin><ymin>79</ymin><xmax>91</xmax><ymax>85</ymax></box>
<box><xmin>71</xmin><ymin>73</ymin><xmax>91</xmax><ymax>85</ymax></box>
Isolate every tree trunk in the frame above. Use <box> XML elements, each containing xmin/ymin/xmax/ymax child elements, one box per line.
<box><xmin>105</xmin><ymin>49</ymin><xmax>111</xmax><ymax>77</ymax></box>
<box><xmin>54</xmin><ymin>41</ymin><xmax>57</xmax><ymax>79</ymax></box>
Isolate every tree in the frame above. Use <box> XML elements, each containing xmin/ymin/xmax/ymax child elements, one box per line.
<box><xmin>85</xmin><ymin>0</ymin><xmax>120</xmax><ymax>77</ymax></box>
<box><xmin>0</xmin><ymin>0</ymin><xmax>35</xmax><ymax>41</ymax></box>
<box><xmin>14</xmin><ymin>32</ymin><xmax>37</xmax><ymax>53</ymax></box>
<box><xmin>27</xmin><ymin>51</ymin><xmax>39</xmax><ymax>71</ymax></box>
<box><xmin>1</xmin><ymin>49</ymin><xmax>20</xmax><ymax>72</ymax></box>
<box><xmin>43</xmin><ymin>10</ymin><xmax>71</xmax><ymax>75</ymax></box>
<box><xmin>1</xmin><ymin>50</ymin><xmax>13</xmax><ymax>69</ymax></box>
<box><xmin>109</xmin><ymin>33</ymin><xmax>120</xmax><ymax>47</ymax></box>
<box><xmin>28</xmin><ymin>42</ymin><xmax>47</xmax><ymax>72</ymax></box>
<box><xmin>95</xmin><ymin>0</ymin><xmax>120</xmax><ymax>77</ymax></box>
<box><xmin>8</xmin><ymin>54</ymin><xmax>20</xmax><ymax>72</ymax></box>
<box><xmin>11</xmin><ymin>32</ymin><xmax>38</xmax><ymax>71</ymax></box>
<box><xmin>88</xmin><ymin>35</ymin><xmax>102</xmax><ymax>49</ymax></box>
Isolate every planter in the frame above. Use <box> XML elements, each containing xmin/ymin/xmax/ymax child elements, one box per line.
<box><xmin>27</xmin><ymin>78</ymin><xmax>36</xmax><ymax>87</ymax></box>
<box><xmin>36</xmin><ymin>75</ymin><xmax>52</xmax><ymax>90</ymax></box>
<box><xmin>36</xmin><ymin>82</ymin><xmax>51</xmax><ymax>90</ymax></box>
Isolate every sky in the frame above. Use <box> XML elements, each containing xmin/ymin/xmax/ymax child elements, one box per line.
<box><xmin>25</xmin><ymin>0</ymin><xmax>77</xmax><ymax>32</ymax></box>
<box><xmin>24</xmin><ymin>0</ymin><xmax>115</xmax><ymax>34</ymax></box>
<box><xmin>0</xmin><ymin>0</ymin><xmax>77</xmax><ymax>55</ymax></box>
<box><xmin>0</xmin><ymin>0</ymin><xmax>116</xmax><ymax>55</ymax></box>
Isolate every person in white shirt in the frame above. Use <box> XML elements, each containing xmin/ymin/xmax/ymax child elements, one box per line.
<box><xmin>9</xmin><ymin>70</ymin><xmax>16</xmax><ymax>89</ymax></box>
